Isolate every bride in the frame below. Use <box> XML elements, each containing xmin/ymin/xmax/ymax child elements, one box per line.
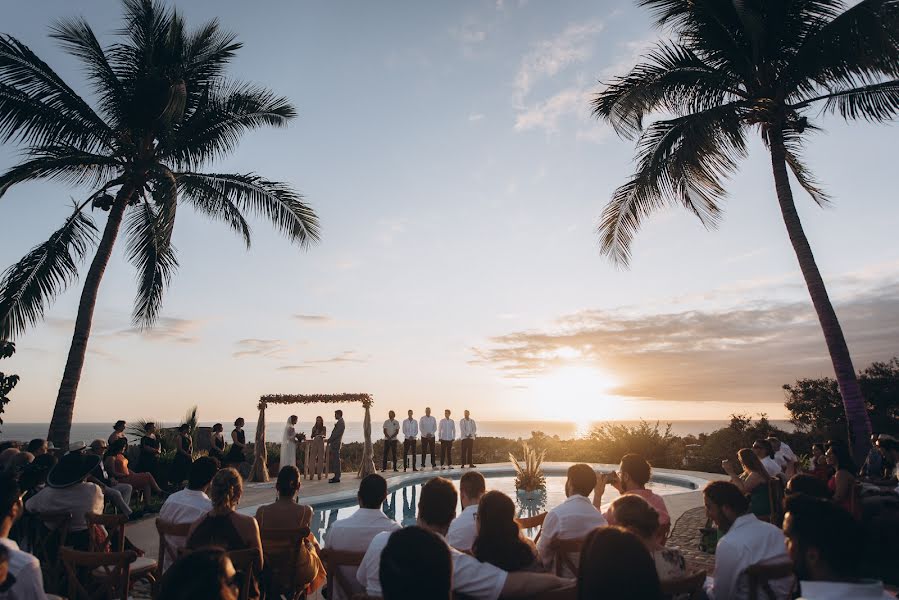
<box><xmin>280</xmin><ymin>415</ymin><xmax>301</xmax><ymax>469</ymax></box>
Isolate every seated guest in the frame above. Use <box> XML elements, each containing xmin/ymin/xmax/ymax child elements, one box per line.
<box><xmin>768</xmin><ymin>437</ymin><xmax>797</xmax><ymax>475</ymax></box>
<box><xmin>809</xmin><ymin>444</ymin><xmax>830</xmax><ymax>481</ymax></box>
<box><xmin>108</xmin><ymin>420</ymin><xmax>127</xmax><ymax>447</ymax></box>
<box><xmin>753</xmin><ymin>439</ymin><xmax>782</xmax><ymax>478</ymax></box>
<box><xmin>824</xmin><ymin>441</ymin><xmax>857</xmax><ymax>512</ymax></box>
<box><xmin>609</xmin><ymin>494</ymin><xmax>686</xmax><ymax>583</ymax></box>
<box><xmin>784</xmin><ymin>494</ymin><xmax>893</xmax><ymax>599</ymax></box>
<box><xmin>86</xmin><ymin>439</ymin><xmax>134</xmax><ymax>518</ymax></box>
<box><xmin>722</xmin><ymin>448</ymin><xmax>772</xmax><ymax>518</ymax></box>
<box><xmin>380</xmin><ymin>526</ymin><xmax>452</xmax><ymax>600</ymax></box>
<box><xmin>577</xmin><ymin>526</ymin><xmax>661</xmax><ymax>600</ymax></box>
<box><xmin>472</xmin><ymin>491</ymin><xmax>539</xmax><ymax>572</ymax></box>
<box><xmin>785</xmin><ymin>473</ymin><xmax>831</xmax><ymax>500</ymax></box>
<box><xmin>538</xmin><ymin>463</ymin><xmax>607</xmax><ymax>573</ymax></box>
<box><xmin>1</xmin><ymin>473</ymin><xmax>48</xmax><ymax>600</ymax></box>
<box><xmin>0</xmin><ymin>448</ymin><xmax>20</xmax><ymax>473</ymax></box>
<box><xmin>19</xmin><ymin>454</ymin><xmax>56</xmax><ymax>503</ymax></box>
<box><xmin>446</xmin><ymin>470</ymin><xmax>486</xmax><ymax>551</ymax></box>
<box><xmin>595</xmin><ymin>453</ymin><xmax>671</xmax><ymax>539</ymax></box>
<box><xmin>860</xmin><ymin>434</ymin><xmax>885</xmax><ymax>479</ymax></box>
<box><xmin>159</xmin><ymin>456</ymin><xmax>218</xmax><ymax>570</ymax></box>
<box><xmin>324</xmin><ymin>474</ymin><xmax>399</xmax><ymax>600</ymax></box>
<box><xmin>105</xmin><ymin>438</ymin><xmax>164</xmax><ymax>511</ymax></box>
<box><xmin>8</xmin><ymin>452</ymin><xmax>33</xmax><ymax>476</ymax></box>
<box><xmin>25</xmin><ymin>439</ymin><xmax>48</xmax><ymax>458</ymax></box>
<box><xmin>358</xmin><ymin>477</ymin><xmax>566</xmax><ymax>599</ymax></box>
<box><xmin>25</xmin><ymin>451</ymin><xmax>104</xmax><ymax>550</ymax></box>
<box><xmin>159</xmin><ymin>546</ymin><xmax>240</xmax><ymax>600</ymax></box>
<box><xmin>703</xmin><ymin>480</ymin><xmax>793</xmax><ymax>600</ymax></box>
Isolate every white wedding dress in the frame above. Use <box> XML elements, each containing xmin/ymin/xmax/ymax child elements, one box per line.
<box><xmin>280</xmin><ymin>419</ymin><xmax>297</xmax><ymax>469</ymax></box>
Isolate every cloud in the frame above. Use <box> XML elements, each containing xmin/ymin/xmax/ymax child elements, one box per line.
<box><xmin>306</xmin><ymin>351</ymin><xmax>368</xmax><ymax>365</ymax></box>
<box><xmin>471</xmin><ymin>281</ymin><xmax>899</xmax><ymax>404</ymax></box>
<box><xmin>376</xmin><ymin>218</ymin><xmax>409</xmax><ymax>245</ymax></box>
<box><xmin>233</xmin><ymin>339</ymin><xmax>289</xmax><ymax>359</ymax></box>
<box><xmin>277</xmin><ymin>365</ymin><xmax>314</xmax><ymax>371</ymax></box>
<box><xmin>293</xmin><ymin>314</ymin><xmax>333</xmax><ymax>324</ymax></box>
<box><xmin>468</xmin><ymin>113</ymin><xmax>486</xmax><ymax>122</ymax></box>
<box><xmin>514</xmin><ymin>87</ymin><xmax>590</xmax><ymax>133</ymax></box>
<box><xmin>112</xmin><ymin>317</ymin><xmax>202</xmax><ymax>344</ymax></box>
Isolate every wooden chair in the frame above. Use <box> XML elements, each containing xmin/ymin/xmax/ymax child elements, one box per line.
<box><xmin>260</xmin><ymin>527</ymin><xmax>307</xmax><ymax>600</ymax></box>
<box><xmin>746</xmin><ymin>559</ymin><xmax>796</xmax><ymax>600</ymax></box>
<box><xmin>320</xmin><ymin>548</ymin><xmax>366</xmax><ymax>600</ymax></box>
<box><xmin>226</xmin><ymin>548</ymin><xmax>262</xmax><ymax>600</ymax></box>
<box><xmin>59</xmin><ymin>547</ymin><xmax>136</xmax><ymax>600</ymax></box>
<box><xmin>154</xmin><ymin>518</ymin><xmax>192</xmax><ymax>585</ymax></box>
<box><xmin>31</xmin><ymin>511</ymin><xmax>72</xmax><ymax>594</ymax></box>
<box><xmin>549</xmin><ymin>538</ymin><xmax>585</xmax><ymax>577</ymax></box>
<box><xmin>86</xmin><ymin>513</ymin><xmax>157</xmax><ymax>590</ymax></box>
<box><xmin>661</xmin><ymin>570</ymin><xmax>707</xmax><ymax>599</ymax></box>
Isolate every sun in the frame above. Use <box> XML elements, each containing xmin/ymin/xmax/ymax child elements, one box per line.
<box><xmin>529</xmin><ymin>365</ymin><xmax>626</xmax><ymax>422</ymax></box>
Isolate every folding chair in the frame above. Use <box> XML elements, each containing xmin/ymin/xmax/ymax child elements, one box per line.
<box><xmin>154</xmin><ymin>518</ymin><xmax>192</xmax><ymax>584</ymax></box>
<box><xmin>59</xmin><ymin>547</ymin><xmax>136</xmax><ymax>600</ymax></box>
<box><xmin>86</xmin><ymin>512</ymin><xmax>157</xmax><ymax>591</ymax></box>
<box><xmin>549</xmin><ymin>538</ymin><xmax>585</xmax><ymax>578</ymax></box>
<box><xmin>320</xmin><ymin>548</ymin><xmax>366</xmax><ymax>600</ymax></box>
<box><xmin>226</xmin><ymin>547</ymin><xmax>262</xmax><ymax>600</ymax></box>
<box><xmin>746</xmin><ymin>559</ymin><xmax>796</xmax><ymax>600</ymax></box>
<box><xmin>661</xmin><ymin>570</ymin><xmax>707</xmax><ymax>599</ymax></box>
<box><xmin>31</xmin><ymin>511</ymin><xmax>72</xmax><ymax>594</ymax></box>
<box><xmin>515</xmin><ymin>511</ymin><xmax>547</xmax><ymax>542</ymax></box>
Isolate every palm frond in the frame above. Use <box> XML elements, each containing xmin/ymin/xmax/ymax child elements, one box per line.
<box><xmin>175</xmin><ymin>172</ymin><xmax>319</xmax><ymax>247</ymax></box>
<box><xmin>781</xmin><ymin>129</ymin><xmax>831</xmax><ymax>206</ymax></box>
<box><xmin>182</xmin><ymin>19</ymin><xmax>241</xmax><ymax>85</ymax></box>
<box><xmin>0</xmin><ymin>146</ymin><xmax>122</xmax><ymax>199</ymax></box>
<box><xmin>816</xmin><ymin>79</ymin><xmax>899</xmax><ymax>121</ymax></box>
<box><xmin>176</xmin><ymin>171</ymin><xmax>252</xmax><ymax>248</ymax></box>
<box><xmin>0</xmin><ymin>207</ymin><xmax>97</xmax><ymax>339</ymax></box>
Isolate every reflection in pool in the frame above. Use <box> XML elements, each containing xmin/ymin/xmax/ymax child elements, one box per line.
<box><xmin>305</xmin><ymin>474</ymin><xmax>689</xmax><ymax>545</ymax></box>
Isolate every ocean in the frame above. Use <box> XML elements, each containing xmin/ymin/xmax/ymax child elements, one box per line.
<box><xmin>0</xmin><ymin>419</ymin><xmax>794</xmax><ymax>445</ymax></box>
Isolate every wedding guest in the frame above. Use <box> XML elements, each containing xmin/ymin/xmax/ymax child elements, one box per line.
<box><xmin>379</xmin><ymin>526</ymin><xmax>452</xmax><ymax>600</ymax></box>
<box><xmin>226</xmin><ymin>418</ymin><xmax>248</xmax><ymax>467</ymax></box>
<box><xmin>768</xmin><ymin>436</ymin><xmax>797</xmax><ymax>474</ymax></box>
<box><xmin>325</xmin><ymin>474</ymin><xmax>399</xmax><ymax>600</ymax></box>
<box><xmin>19</xmin><ymin>454</ymin><xmax>56</xmax><ymax>504</ymax></box>
<box><xmin>785</xmin><ymin>473</ymin><xmax>831</xmax><ymax>500</ymax></box>
<box><xmin>538</xmin><ymin>463</ymin><xmax>607</xmax><ymax>574</ymax></box>
<box><xmin>159</xmin><ymin>547</ymin><xmax>240</xmax><ymax>600</ymax></box>
<box><xmin>810</xmin><ymin>443</ymin><xmax>830</xmax><ymax>480</ymax></box>
<box><xmin>138</xmin><ymin>422</ymin><xmax>161</xmax><ymax>475</ymax></box>
<box><xmin>308</xmin><ymin>417</ymin><xmax>326</xmax><ymax>480</ymax></box>
<box><xmin>86</xmin><ymin>439</ymin><xmax>134</xmax><ymax>518</ymax></box>
<box><xmin>472</xmin><ymin>491</ymin><xmax>539</xmax><ymax>572</ymax></box>
<box><xmin>577</xmin><ymin>526</ymin><xmax>661</xmax><ymax>600</ymax></box>
<box><xmin>419</xmin><ymin>407</ymin><xmax>437</xmax><ymax>469</ymax></box>
<box><xmin>608</xmin><ymin>494</ymin><xmax>686</xmax><ymax>583</ymax></box>
<box><xmin>208</xmin><ymin>424</ymin><xmax>226</xmax><ymax>463</ymax></box>
<box><xmin>825</xmin><ymin>441</ymin><xmax>857</xmax><ymax>512</ymax></box>
<box><xmin>438</xmin><ymin>410</ymin><xmax>455</xmax><ymax>469</ymax></box>
<box><xmin>402</xmin><ymin>410</ymin><xmax>418</xmax><ymax>472</ymax></box>
<box><xmin>594</xmin><ymin>453</ymin><xmax>670</xmax><ymax>540</ymax></box>
<box><xmin>25</xmin><ymin>439</ymin><xmax>48</xmax><ymax>458</ymax></box>
<box><xmin>0</xmin><ymin>473</ymin><xmax>47</xmax><ymax>600</ymax></box>
<box><xmin>447</xmin><ymin>470</ymin><xmax>485</xmax><ymax>552</ymax></box>
<box><xmin>108</xmin><ymin>420</ymin><xmax>127</xmax><ymax>447</ymax></box>
<box><xmin>860</xmin><ymin>434</ymin><xmax>885</xmax><ymax>479</ymax></box>
<box><xmin>171</xmin><ymin>424</ymin><xmax>193</xmax><ymax>488</ymax></box>
<box><xmin>459</xmin><ymin>410</ymin><xmax>477</xmax><ymax>468</ymax></box>
<box><xmin>722</xmin><ymin>448</ymin><xmax>772</xmax><ymax>519</ymax></box>
<box><xmin>159</xmin><ymin>456</ymin><xmax>218</xmax><ymax>570</ymax></box>
<box><xmin>106</xmin><ymin>438</ymin><xmax>164</xmax><ymax>511</ymax></box>
<box><xmin>382</xmin><ymin>410</ymin><xmax>400</xmax><ymax>472</ymax></box>
<box><xmin>327</xmin><ymin>410</ymin><xmax>345</xmax><ymax>483</ymax></box>
<box><xmin>703</xmin><ymin>481</ymin><xmax>792</xmax><ymax>600</ymax></box>
<box><xmin>0</xmin><ymin>449</ymin><xmax>19</xmax><ymax>473</ymax></box>
<box><xmin>8</xmin><ymin>452</ymin><xmax>33</xmax><ymax>476</ymax></box>
<box><xmin>753</xmin><ymin>439</ymin><xmax>782</xmax><ymax>477</ymax></box>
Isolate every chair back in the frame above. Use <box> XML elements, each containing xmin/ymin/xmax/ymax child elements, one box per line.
<box><xmin>155</xmin><ymin>519</ymin><xmax>192</xmax><ymax>580</ymax></box>
<box><xmin>550</xmin><ymin>538</ymin><xmax>585</xmax><ymax>578</ymax></box>
<box><xmin>86</xmin><ymin>512</ymin><xmax>128</xmax><ymax>553</ymax></box>
<box><xmin>32</xmin><ymin>511</ymin><xmax>72</xmax><ymax>593</ymax></box>
<box><xmin>767</xmin><ymin>478</ymin><xmax>785</xmax><ymax>527</ymax></box>
<box><xmin>59</xmin><ymin>547</ymin><xmax>136</xmax><ymax>600</ymax></box>
<box><xmin>260</xmin><ymin>527</ymin><xmax>306</xmax><ymax>599</ymax></box>
<box><xmin>746</xmin><ymin>559</ymin><xmax>795</xmax><ymax>600</ymax></box>
<box><xmin>226</xmin><ymin>547</ymin><xmax>262</xmax><ymax>600</ymax></box>
<box><xmin>660</xmin><ymin>570</ymin><xmax>707</xmax><ymax>599</ymax></box>
<box><xmin>320</xmin><ymin>548</ymin><xmax>366</xmax><ymax>600</ymax></box>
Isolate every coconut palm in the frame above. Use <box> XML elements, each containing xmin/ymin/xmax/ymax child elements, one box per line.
<box><xmin>592</xmin><ymin>0</ymin><xmax>899</xmax><ymax>460</ymax></box>
<box><xmin>0</xmin><ymin>0</ymin><xmax>319</xmax><ymax>449</ymax></box>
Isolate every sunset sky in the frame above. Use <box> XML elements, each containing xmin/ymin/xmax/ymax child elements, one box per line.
<box><xmin>2</xmin><ymin>0</ymin><xmax>898</xmax><ymax>427</ymax></box>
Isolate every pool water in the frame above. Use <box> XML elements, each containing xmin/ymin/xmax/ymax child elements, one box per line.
<box><xmin>302</xmin><ymin>474</ymin><xmax>690</xmax><ymax>545</ymax></box>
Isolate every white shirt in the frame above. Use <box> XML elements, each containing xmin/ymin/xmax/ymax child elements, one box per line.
<box><xmin>158</xmin><ymin>489</ymin><xmax>213</xmax><ymax>570</ymax></box>
<box><xmin>762</xmin><ymin>456</ymin><xmax>782</xmax><ymax>477</ymax></box>
<box><xmin>446</xmin><ymin>504</ymin><xmax>478</xmax><ymax>551</ymax></box>
<box><xmin>402</xmin><ymin>418</ymin><xmax>418</xmax><ymax>439</ymax></box>
<box><xmin>774</xmin><ymin>444</ymin><xmax>796</xmax><ymax>468</ymax></box>
<box><xmin>325</xmin><ymin>508</ymin><xmax>400</xmax><ymax>600</ymax></box>
<box><xmin>383</xmin><ymin>419</ymin><xmax>400</xmax><ymax>440</ymax></box>
<box><xmin>709</xmin><ymin>514</ymin><xmax>793</xmax><ymax>600</ymax></box>
<box><xmin>439</xmin><ymin>418</ymin><xmax>456</xmax><ymax>441</ymax></box>
<box><xmin>25</xmin><ymin>482</ymin><xmax>104</xmax><ymax>532</ymax></box>
<box><xmin>358</xmin><ymin>530</ymin><xmax>508</xmax><ymax>600</ymax></box>
<box><xmin>537</xmin><ymin>494</ymin><xmax>607</xmax><ymax>571</ymax></box>
<box><xmin>798</xmin><ymin>580</ymin><xmax>893</xmax><ymax>599</ymax></box>
<box><xmin>460</xmin><ymin>418</ymin><xmax>477</xmax><ymax>439</ymax></box>
<box><xmin>0</xmin><ymin>538</ymin><xmax>47</xmax><ymax>600</ymax></box>
<box><xmin>419</xmin><ymin>415</ymin><xmax>437</xmax><ymax>437</ymax></box>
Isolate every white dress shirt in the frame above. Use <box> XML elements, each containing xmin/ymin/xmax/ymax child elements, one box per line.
<box><xmin>158</xmin><ymin>488</ymin><xmax>213</xmax><ymax>570</ymax></box>
<box><xmin>708</xmin><ymin>514</ymin><xmax>793</xmax><ymax>600</ymax></box>
<box><xmin>0</xmin><ymin>538</ymin><xmax>47</xmax><ymax>600</ymax></box>
<box><xmin>383</xmin><ymin>419</ymin><xmax>400</xmax><ymax>440</ymax></box>
<box><xmin>460</xmin><ymin>418</ymin><xmax>477</xmax><ymax>439</ymax></box>
<box><xmin>358</xmin><ymin>529</ymin><xmax>507</xmax><ymax>600</ymax></box>
<box><xmin>25</xmin><ymin>482</ymin><xmax>104</xmax><ymax>532</ymax></box>
<box><xmin>798</xmin><ymin>580</ymin><xmax>893</xmax><ymax>599</ymax></box>
<box><xmin>446</xmin><ymin>504</ymin><xmax>478</xmax><ymax>551</ymax></box>
<box><xmin>439</xmin><ymin>418</ymin><xmax>456</xmax><ymax>441</ymax></box>
<box><xmin>419</xmin><ymin>415</ymin><xmax>437</xmax><ymax>437</ymax></box>
<box><xmin>402</xmin><ymin>418</ymin><xmax>418</xmax><ymax>439</ymax></box>
<box><xmin>762</xmin><ymin>456</ymin><xmax>782</xmax><ymax>477</ymax></box>
<box><xmin>325</xmin><ymin>508</ymin><xmax>400</xmax><ymax>600</ymax></box>
<box><xmin>774</xmin><ymin>444</ymin><xmax>796</xmax><ymax>469</ymax></box>
<box><xmin>536</xmin><ymin>494</ymin><xmax>607</xmax><ymax>572</ymax></box>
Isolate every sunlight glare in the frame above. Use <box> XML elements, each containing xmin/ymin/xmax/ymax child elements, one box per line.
<box><xmin>531</xmin><ymin>365</ymin><xmax>625</xmax><ymax>422</ymax></box>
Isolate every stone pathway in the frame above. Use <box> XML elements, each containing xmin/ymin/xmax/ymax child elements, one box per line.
<box><xmin>667</xmin><ymin>506</ymin><xmax>716</xmax><ymax>573</ymax></box>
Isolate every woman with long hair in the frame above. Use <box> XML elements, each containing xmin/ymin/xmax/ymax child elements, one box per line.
<box><xmin>308</xmin><ymin>416</ymin><xmax>326</xmax><ymax>480</ymax></box>
<box><xmin>471</xmin><ymin>491</ymin><xmax>538</xmax><ymax>572</ymax></box>
<box><xmin>810</xmin><ymin>443</ymin><xmax>830</xmax><ymax>480</ymax></box>
<box><xmin>722</xmin><ymin>448</ymin><xmax>772</xmax><ymax>518</ymax></box>
<box><xmin>105</xmin><ymin>438</ymin><xmax>164</xmax><ymax>511</ymax></box>
<box><xmin>171</xmin><ymin>424</ymin><xmax>193</xmax><ymax>489</ymax></box>
<box><xmin>159</xmin><ymin>547</ymin><xmax>240</xmax><ymax>600</ymax></box>
<box><xmin>280</xmin><ymin>416</ymin><xmax>299</xmax><ymax>470</ymax></box>
<box><xmin>209</xmin><ymin>423</ymin><xmax>226</xmax><ymax>462</ymax></box>
<box><xmin>608</xmin><ymin>495</ymin><xmax>686</xmax><ymax>584</ymax></box>
<box><xmin>577</xmin><ymin>526</ymin><xmax>660</xmax><ymax>600</ymax></box>
<box><xmin>825</xmin><ymin>441</ymin><xmax>857</xmax><ymax>512</ymax></box>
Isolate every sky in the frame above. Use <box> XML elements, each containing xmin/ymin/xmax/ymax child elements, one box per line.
<box><xmin>1</xmin><ymin>0</ymin><xmax>898</xmax><ymax>428</ymax></box>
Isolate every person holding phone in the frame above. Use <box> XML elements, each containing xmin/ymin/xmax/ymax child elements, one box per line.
<box><xmin>593</xmin><ymin>454</ymin><xmax>671</xmax><ymax>543</ymax></box>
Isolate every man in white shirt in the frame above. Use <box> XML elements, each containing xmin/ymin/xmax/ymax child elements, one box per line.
<box><xmin>459</xmin><ymin>410</ymin><xmax>477</xmax><ymax>469</ymax></box>
<box><xmin>446</xmin><ymin>471</ymin><xmax>485</xmax><ymax>552</ymax></box>
<box><xmin>768</xmin><ymin>437</ymin><xmax>797</xmax><ymax>474</ymax></box>
<box><xmin>753</xmin><ymin>439</ymin><xmax>783</xmax><ymax>477</ymax></box>
<box><xmin>419</xmin><ymin>407</ymin><xmax>437</xmax><ymax>469</ymax></box>
<box><xmin>537</xmin><ymin>463</ymin><xmax>607</xmax><ymax>574</ymax></box>
<box><xmin>1</xmin><ymin>473</ymin><xmax>47</xmax><ymax>600</ymax></box>
<box><xmin>402</xmin><ymin>410</ymin><xmax>419</xmax><ymax>472</ymax></box>
<box><xmin>703</xmin><ymin>481</ymin><xmax>793</xmax><ymax>600</ymax></box>
<box><xmin>158</xmin><ymin>456</ymin><xmax>218</xmax><ymax>570</ymax></box>
<box><xmin>325</xmin><ymin>474</ymin><xmax>399</xmax><ymax>600</ymax></box>
<box><xmin>784</xmin><ymin>495</ymin><xmax>893</xmax><ymax>599</ymax></box>
<box><xmin>438</xmin><ymin>410</ymin><xmax>455</xmax><ymax>469</ymax></box>
<box><xmin>382</xmin><ymin>410</ymin><xmax>400</xmax><ymax>472</ymax></box>
<box><xmin>357</xmin><ymin>477</ymin><xmax>567</xmax><ymax>599</ymax></box>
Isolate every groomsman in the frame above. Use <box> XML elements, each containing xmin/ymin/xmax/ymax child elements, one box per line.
<box><xmin>402</xmin><ymin>410</ymin><xmax>419</xmax><ymax>471</ymax></box>
<box><xmin>327</xmin><ymin>410</ymin><xmax>345</xmax><ymax>483</ymax></box>
<box><xmin>460</xmin><ymin>409</ymin><xmax>477</xmax><ymax>468</ymax></box>
<box><xmin>419</xmin><ymin>407</ymin><xmax>437</xmax><ymax>469</ymax></box>
<box><xmin>438</xmin><ymin>409</ymin><xmax>456</xmax><ymax>469</ymax></box>
<box><xmin>382</xmin><ymin>410</ymin><xmax>400</xmax><ymax>472</ymax></box>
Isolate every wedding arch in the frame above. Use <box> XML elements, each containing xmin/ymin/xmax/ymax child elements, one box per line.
<box><xmin>250</xmin><ymin>393</ymin><xmax>375</xmax><ymax>482</ymax></box>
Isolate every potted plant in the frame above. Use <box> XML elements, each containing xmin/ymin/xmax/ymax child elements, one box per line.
<box><xmin>510</xmin><ymin>443</ymin><xmax>547</xmax><ymax>501</ymax></box>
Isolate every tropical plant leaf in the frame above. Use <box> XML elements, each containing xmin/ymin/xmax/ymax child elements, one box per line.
<box><xmin>0</xmin><ymin>145</ymin><xmax>122</xmax><ymax>199</ymax></box>
<box><xmin>818</xmin><ymin>79</ymin><xmax>899</xmax><ymax>121</ymax></box>
<box><xmin>177</xmin><ymin>171</ymin><xmax>252</xmax><ymax>248</ymax></box>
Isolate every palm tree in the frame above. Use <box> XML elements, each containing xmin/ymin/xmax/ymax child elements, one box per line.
<box><xmin>593</xmin><ymin>0</ymin><xmax>899</xmax><ymax>460</ymax></box>
<box><xmin>0</xmin><ymin>0</ymin><xmax>319</xmax><ymax>449</ymax></box>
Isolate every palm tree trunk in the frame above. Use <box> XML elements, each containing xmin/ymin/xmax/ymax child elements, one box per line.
<box><xmin>48</xmin><ymin>186</ymin><xmax>133</xmax><ymax>450</ymax></box>
<box><xmin>768</xmin><ymin>127</ymin><xmax>872</xmax><ymax>461</ymax></box>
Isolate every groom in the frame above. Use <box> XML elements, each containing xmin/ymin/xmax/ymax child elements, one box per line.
<box><xmin>328</xmin><ymin>409</ymin><xmax>345</xmax><ymax>483</ymax></box>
